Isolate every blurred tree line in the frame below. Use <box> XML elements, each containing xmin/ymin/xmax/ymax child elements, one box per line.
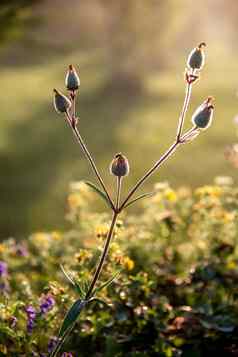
<box><xmin>37</xmin><ymin>0</ymin><xmax>186</xmax><ymax>92</ymax></box>
<box><xmin>2</xmin><ymin>0</ymin><xmax>188</xmax><ymax>91</ymax></box>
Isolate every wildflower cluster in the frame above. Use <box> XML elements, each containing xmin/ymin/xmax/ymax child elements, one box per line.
<box><xmin>0</xmin><ymin>181</ymin><xmax>238</xmax><ymax>356</ymax></box>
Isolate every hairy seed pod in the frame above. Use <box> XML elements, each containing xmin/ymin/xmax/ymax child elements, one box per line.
<box><xmin>110</xmin><ymin>153</ymin><xmax>130</xmax><ymax>177</ymax></box>
<box><xmin>192</xmin><ymin>97</ymin><xmax>214</xmax><ymax>130</ymax></box>
<box><xmin>53</xmin><ymin>89</ymin><xmax>71</xmax><ymax>113</ymax></box>
<box><xmin>65</xmin><ymin>65</ymin><xmax>80</xmax><ymax>91</ymax></box>
<box><xmin>187</xmin><ymin>42</ymin><xmax>206</xmax><ymax>70</ymax></box>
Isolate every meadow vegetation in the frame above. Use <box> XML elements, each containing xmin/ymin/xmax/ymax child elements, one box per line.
<box><xmin>1</xmin><ymin>182</ymin><xmax>238</xmax><ymax>356</ymax></box>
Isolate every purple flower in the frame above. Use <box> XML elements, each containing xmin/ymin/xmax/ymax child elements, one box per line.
<box><xmin>0</xmin><ymin>261</ymin><xmax>8</xmax><ymax>277</ymax></box>
<box><xmin>25</xmin><ymin>305</ymin><xmax>36</xmax><ymax>333</ymax></box>
<box><xmin>61</xmin><ymin>353</ymin><xmax>73</xmax><ymax>357</ymax></box>
<box><xmin>27</xmin><ymin>318</ymin><xmax>35</xmax><ymax>333</ymax></box>
<box><xmin>40</xmin><ymin>295</ymin><xmax>55</xmax><ymax>314</ymax></box>
<box><xmin>26</xmin><ymin>305</ymin><xmax>36</xmax><ymax>319</ymax></box>
<box><xmin>48</xmin><ymin>337</ymin><xmax>58</xmax><ymax>353</ymax></box>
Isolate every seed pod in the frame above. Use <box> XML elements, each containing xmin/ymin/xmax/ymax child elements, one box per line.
<box><xmin>110</xmin><ymin>153</ymin><xmax>130</xmax><ymax>177</ymax></box>
<box><xmin>53</xmin><ymin>89</ymin><xmax>71</xmax><ymax>114</ymax></box>
<box><xmin>192</xmin><ymin>97</ymin><xmax>214</xmax><ymax>130</ymax></box>
<box><xmin>187</xmin><ymin>42</ymin><xmax>206</xmax><ymax>70</ymax></box>
<box><xmin>65</xmin><ymin>65</ymin><xmax>80</xmax><ymax>91</ymax></box>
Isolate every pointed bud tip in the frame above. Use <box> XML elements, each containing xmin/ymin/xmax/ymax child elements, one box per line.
<box><xmin>65</xmin><ymin>65</ymin><xmax>80</xmax><ymax>90</ymax></box>
<box><xmin>198</xmin><ymin>42</ymin><xmax>206</xmax><ymax>49</ymax></box>
<box><xmin>206</xmin><ymin>96</ymin><xmax>214</xmax><ymax>103</ymax></box>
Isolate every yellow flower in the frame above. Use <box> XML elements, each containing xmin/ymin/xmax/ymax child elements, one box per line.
<box><xmin>95</xmin><ymin>225</ymin><xmax>108</xmax><ymax>239</ymax></box>
<box><xmin>226</xmin><ymin>261</ymin><xmax>236</xmax><ymax>270</ymax></box>
<box><xmin>123</xmin><ymin>257</ymin><xmax>135</xmax><ymax>271</ymax></box>
<box><xmin>0</xmin><ymin>244</ymin><xmax>5</xmax><ymax>253</ymax></box>
<box><xmin>32</xmin><ymin>232</ymin><xmax>50</xmax><ymax>249</ymax></box>
<box><xmin>195</xmin><ymin>185</ymin><xmax>222</xmax><ymax>198</ymax></box>
<box><xmin>223</xmin><ymin>212</ymin><xmax>235</xmax><ymax>223</ymax></box>
<box><xmin>51</xmin><ymin>231</ymin><xmax>61</xmax><ymax>240</ymax></box>
<box><xmin>68</xmin><ymin>193</ymin><xmax>82</xmax><ymax>209</ymax></box>
<box><xmin>164</xmin><ymin>188</ymin><xmax>177</xmax><ymax>202</ymax></box>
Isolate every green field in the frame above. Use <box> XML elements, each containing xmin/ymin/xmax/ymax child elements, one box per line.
<box><xmin>1</xmin><ymin>49</ymin><xmax>237</xmax><ymax>237</ymax></box>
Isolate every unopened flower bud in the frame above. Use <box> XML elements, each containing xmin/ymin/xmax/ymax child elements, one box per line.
<box><xmin>187</xmin><ymin>42</ymin><xmax>206</xmax><ymax>70</ymax></box>
<box><xmin>192</xmin><ymin>97</ymin><xmax>214</xmax><ymax>130</ymax></box>
<box><xmin>65</xmin><ymin>65</ymin><xmax>80</xmax><ymax>91</ymax></box>
<box><xmin>110</xmin><ymin>153</ymin><xmax>129</xmax><ymax>177</ymax></box>
<box><xmin>53</xmin><ymin>89</ymin><xmax>71</xmax><ymax>114</ymax></box>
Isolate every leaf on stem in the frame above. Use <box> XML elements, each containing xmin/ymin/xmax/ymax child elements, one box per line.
<box><xmin>60</xmin><ymin>265</ymin><xmax>85</xmax><ymax>298</ymax></box>
<box><xmin>89</xmin><ymin>297</ymin><xmax>111</xmax><ymax>308</ymax></box>
<box><xmin>124</xmin><ymin>192</ymin><xmax>156</xmax><ymax>209</ymax></box>
<box><xmin>92</xmin><ymin>270</ymin><xmax>121</xmax><ymax>296</ymax></box>
<box><xmin>181</xmin><ymin>128</ymin><xmax>200</xmax><ymax>143</ymax></box>
<box><xmin>84</xmin><ymin>181</ymin><xmax>113</xmax><ymax>209</ymax></box>
<box><xmin>59</xmin><ymin>299</ymin><xmax>87</xmax><ymax>338</ymax></box>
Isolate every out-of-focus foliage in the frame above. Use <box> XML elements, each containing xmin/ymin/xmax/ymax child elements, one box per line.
<box><xmin>0</xmin><ymin>1</ymin><xmax>38</xmax><ymax>45</ymax></box>
<box><xmin>36</xmin><ymin>0</ymin><xmax>185</xmax><ymax>91</ymax></box>
<box><xmin>1</xmin><ymin>180</ymin><xmax>238</xmax><ymax>356</ymax></box>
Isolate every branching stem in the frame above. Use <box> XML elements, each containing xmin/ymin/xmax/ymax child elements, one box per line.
<box><xmin>119</xmin><ymin>79</ymin><xmax>193</xmax><ymax>211</ymax></box>
<box><xmin>65</xmin><ymin>111</ymin><xmax>115</xmax><ymax>211</ymax></box>
<box><xmin>54</xmin><ymin>66</ymin><xmax>196</xmax><ymax>356</ymax></box>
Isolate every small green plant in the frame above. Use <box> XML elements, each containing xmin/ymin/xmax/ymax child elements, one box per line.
<box><xmin>51</xmin><ymin>44</ymin><xmax>214</xmax><ymax>355</ymax></box>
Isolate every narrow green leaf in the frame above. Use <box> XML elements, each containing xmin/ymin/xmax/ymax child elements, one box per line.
<box><xmin>50</xmin><ymin>324</ymin><xmax>75</xmax><ymax>357</ymax></box>
<box><xmin>60</xmin><ymin>265</ymin><xmax>84</xmax><ymax>298</ymax></box>
<box><xmin>92</xmin><ymin>270</ymin><xmax>121</xmax><ymax>296</ymax></box>
<box><xmin>89</xmin><ymin>297</ymin><xmax>110</xmax><ymax>308</ymax></box>
<box><xmin>124</xmin><ymin>192</ymin><xmax>156</xmax><ymax>209</ymax></box>
<box><xmin>59</xmin><ymin>299</ymin><xmax>86</xmax><ymax>338</ymax></box>
<box><xmin>51</xmin><ymin>299</ymin><xmax>94</xmax><ymax>357</ymax></box>
<box><xmin>60</xmin><ymin>265</ymin><xmax>76</xmax><ymax>286</ymax></box>
<box><xmin>84</xmin><ymin>181</ymin><xmax>113</xmax><ymax>209</ymax></box>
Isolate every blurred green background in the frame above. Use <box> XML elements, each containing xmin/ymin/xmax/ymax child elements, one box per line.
<box><xmin>0</xmin><ymin>0</ymin><xmax>237</xmax><ymax>238</ymax></box>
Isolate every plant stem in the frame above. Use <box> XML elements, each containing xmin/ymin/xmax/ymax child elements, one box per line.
<box><xmin>65</xmin><ymin>112</ymin><xmax>115</xmax><ymax>211</ymax></box>
<box><xmin>119</xmin><ymin>141</ymin><xmax>179</xmax><ymax>211</ymax></box>
<box><xmin>176</xmin><ymin>82</ymin><xmax>192</xmax><ymax>141</ymax></box>
<box><xmin>120</xmin><ymin>79</ymin><xmax>193</xmax><ymax>211</ymax></box>
<box><xmin>86</xmin><ymin>211</ymin><xmax>118</xmax><ymax>299</ymax></box>
<box><xmin>116</xmin><ymin>177</ymin><xmax>122</xmax><ymax>211</ymax></box>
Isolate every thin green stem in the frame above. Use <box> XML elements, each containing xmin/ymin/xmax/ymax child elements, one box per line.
<box><xmin>86</xmin><ymin>211</ymin><xmax>118</xmax><ymax>299</ymax></box>
<box><xmin>116</xmin><ymin>177</ymin><xmax>122</xmax><ymax>211</ymax></box>
<box><xmin>65</xmin><ymin>112</ymin><xmax>115</xmax><ymax>211</ymax></box>
<box><xmin>119</xmin><ymin>79</ymin><xmax>194</xmax><ymax>212</ymax></box>
<box><xmin>119</xmin><ymin>141</ymin><xmax>179</xmax><ymax>211</ymax></box>
<box><xmin>176</xmin><ymin>81</ymin><xmax>192</xmax><ymax>141</ymax></box>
